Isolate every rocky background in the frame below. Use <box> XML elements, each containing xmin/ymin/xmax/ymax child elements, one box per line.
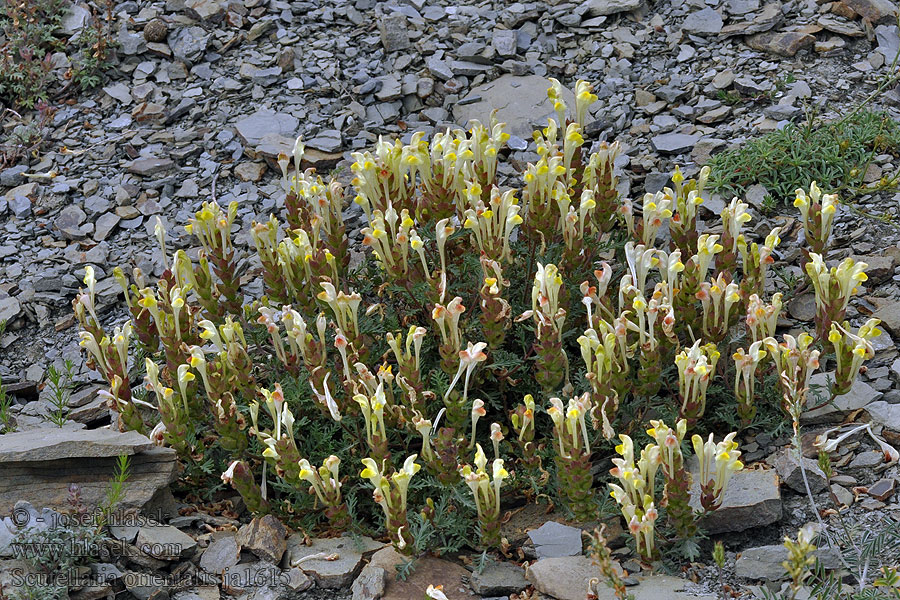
<box><xmin>4</xmin><ymin>0</ymin><xmax>900</xmax><ymax>598</ymax></box>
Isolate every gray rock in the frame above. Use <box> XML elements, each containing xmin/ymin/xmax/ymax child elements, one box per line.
<box><xmin>307</xmin><ymin>132</ymin><xmax>343</xmax><ymax>153</ymax></box>
<box><xmin>165</xmin><ymin>98</ymin><xmax>196</xmax><ymax>125</ymax></box>
<box><xmin>745</xmin><ymin>183</ymin><xmax>769</xmax><ymax>209</ymax></box>
<box><xmin>644</xmin><ymin>172</ymin><xmax>671</xmax><ymax>194</ymax></box>
<box><xmin>118</xmin><ymin>24</ymin><xmax>147</xmax><ymax>56</ymax></box>
<box><xmin>0</xmin><ymin>165</ymin><xmax>28</xmax><ymax>187</ymax></box>
<box><xmin>416</xmin><ymin>77</ymin><xmax>434</xmax><ymax>98</ymax></box>
<box><xmin>0</xmin><ymin>519</ymin><xmax>14</xmax><ymax>557</ymax></box>
<box><xmin>94</xmin><ymin>212</ymin><xmax>121</xmax><ymax>242</ymax></box>
<box><xmin>725</xmin><ymin>0</ymin><xmax>760</xmax><ymax>14</ymax></box>
<box><xmin>425</xmin><ymin>57</ymin><xmax>454</xmax><ymax>81</ymax></box>
<box><xmin>185</xmin><ymin>0</ymin><xmax>226</xmax><ymax>21</ymax></box>
<box><xmin>831</xmin><ymin>483</ymin><xmax>854</xmax><ymax>506</ymax></box>
<box><xmin>55</xmin><ymin>205</ymin><xmax>88</xmax><ymax>240</ymax></box>
<box><xmin>876</xmin><ymin>25</ymin><xmax>900</xmax><ymax>62</ymax></box>
<box><xmin>0</xmin><ymin>297</ymin><xmax>22</xmax><ymax>326</ymax></box>
<box><xmin>453</xmin><ymin>74</ymin><xmax>575</xmax><ymax>138</ymax></box>
<box><xmin>507</xmin><ymin>135</ymin><xmax>528</xmax><ymax>151</ymax></box>
<box><xmin>240</xmin><ymin>64</ymin><xmax>282</xmax><ymax>86</ymax></box>
<box><xmin>868</xmin><ymin>477</ymin><xmax>896</xmax><ymax>501</ymax></box>
<box><xmin>582</xmin><ymin>0</ymin><xmax>642</xmax><ymax>17</ymax></box>
<box><xmin>764</xmin><ymin>105</ymin><xmax>805</xmax><ymax>120</ymax></box>
<box><xmin>108</xmin><ymin>115</ymin><xmax>133</xmax><ymax>130</ymax></box>
<box><xmin>527</xmin><ymin>521</ymin><xmax>583</xmax><ymax>558</ymax></box>
<box><xmin>0</xmin><ymin>428</ymin><xmax>151</xmax><ymax>462</ymax></box>
<box><xmin>61</xmin><ymin>4</ymin><xmax>91</xmax><ymax>37</ymax></box>
<box><xmin>651</xmin><ymin>133</ymin><xmax>701</xmax><ymax>154</ymax></box>
<box><xmin>720</xmin><ymin>3</ymin><xmax>784</xmax><ymax>36</ymax></box>
<box><xmin>247</xmin><ymin>19</ymin><xmax>276</xmax><ymax>41</ymax></box>
<box><xmin>689</xmin><ymin>465</ymin><xmax>782</xmax><ymax>534</ymax></box>
<box><xmin>283</xmin><ymin>567</ymin><xmax>314</xmax><ymax>592</ymax></box>
<box><xmin>712</xmin><ymin>70</ymin><xmax>736</xmax><ymax>89</ymax></box>
<box><xmin>374</xmin><ymin>74</ymin><xmax>402</xmax><ymax>102</ymax></box>
<box><xmin>492</xmin><ymin>29</ymin><xmax>517</xmax><ymax>57</ymax></box>
<box><xmin>803</xmin><ymin>373</ymin><xmax>882</xmax><ymax>424</ymax></box>
<box><xmin>849</xmin><ymin>451</ymin><xmax>884</xmax><ymax>469</ymax></box>
<box><xmin>175</xmin><ymin>180</ymin><xmax>198</xmax><ymax>199</ymax></box>
<box><xmin>379</xmin><ymin>15</ymin><xmax>410</xmax><ymax>52</ymax></box>
<box><xmin>0</xmin><ymin>430</ymin><xmax>177</xmax><ymax>515</ymax></box>
<box><xmin>787</xmin><ymin>293</ymin><xmax>816</xmax><ymax>322</ymax></box>
<box><xmin>456</xmin><ymin>41</ymin><xmax>490</xmax><ymax>64</ymax></box>
<box><xmin>170</xmin><ymin>26</ymin><xmax>210</xmax><ymax>64</ymax></box>
<box><xmin>845</xmin><ymin>0</ymin><xmax>897</xmax><ymax>24</ymax></box>
<box><xmin>238</xmin><ymin>515</ymin><xmax>288</xmax><ymax>564</ymax></box>
<box><xmin>222</xmin><ymin>561</ymin><xmax>282</xmax><ymax>596</ymax></box>
<box><xmin>283</xmin><ymin>535</ymin><xmax>382</xmax><ymax>589</ymax></box>
<box><xmin>127</xmin><ymin>157</ymin><xmax>175</xmax><ymax>177</ymax></box>
<box><xmin>817</xmin><ymin>15</ymin><xmax>865</xmax><ymax>37</ymax></box>
<box><xmin>526</xmin><ymin>555</ymin><xmax>603</xmax><ymax>600</ymax></box>
<box><xmin>746</xmin><ymin>31</ymin><xmax>815</xmax><ymax>57</ymax></box>
<box><xmin>136</xmin><ymin>525</ymin><xmax>197</xmax><ymax>560</ymax></box>
<box><xmin>529</xmin><ymin>559</ymin><xmax>705</xmax><ymax>600</ymax></box>
<box><xmin>734</xmin><ymin>76</ymin><xmax>772</xmax><ymax>96</ymax></box>
<box><xmin>771</xmin><ymin>448</ymin><xmax>827</xmax><ymax>494</ymax></box>
<box><xmin>628</xmin><ymin>575</ymin><xmax>717</xmax><ymax>599</ymax></box>
<box><xmin>677</xmin><ymin>44</ymin><xmax>697</xmax><ymax>62</ymax></box>
<box><xmin>691</xmin><ymin>138</ymin><xmax>727</xmax><ymax>165</ymax></box>
<box><xmin>683</xmin><ymin>7</ymin><xmax>724</xmax><ymax>34</ymax></box>
<box><xmin>451</xmin><ymin>60</ymin><xmax>492</xmax><ymax>76</ymax></box>
<box><xmin>10</xmin><ymin>193</ymin><xmax>32</xmax><ymax>218</ymax></box>
<box><xmin>421</xmin><ymin>107</ymin><xmax>449</xmax><ymax>123</ymax></box>
<box><xmin>103</xmin><ymin>83</ymin><xmax>132</xmax><ymax>104</ymax></box>
<box><xmin>735</xmin><ymin>544</ymin><xmax>789</xmax><ymax>581</ymax></box>
<box><xmin>471</xmin><ymin>562</ymin><xmax>528</xmax><ymax>596</ymax></box>
<box><xmin>200</xmin><ymin>535</ymin><xmax>241</xmax><ymax>573</ymax></box>
<box><xmin>700</xmin><ymin>193</ymin><xmax>726</xmax><ymax>217</ymax></box>
<box><xmin>655</xmin><ymin>85</ymin><xmax>688</xmax><ymax>103</ymax></box>
<box><xmin>351</xmin><ymin>564</ymin><xmax>386</xmax><ymax>600</ymax></box>
<box><xmin>874</xmin><ymin>298</ymin><xmax>900</xmax><ymax>338</ymax></box>
<box><xmin>866</xmin><ymin>401</ymin><xmax>900</xmax><ymax>433</ymax></box>
<box><xmin>235</xmin><ymin>111</ymin><xmax>299</xmax><ymax>147</ymax></box>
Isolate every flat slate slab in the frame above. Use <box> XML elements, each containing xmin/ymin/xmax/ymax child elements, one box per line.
<box><xmin>284</xmin><ymin>534</ymin><xmax>382</xmax><ymax>589</ymax></box>
<box><xmin>689</xmin><ymin>464</ymin><xmax>782</xmax><ymax>534</ymax></box>
<box><xmin>651</xmin><ymin>132</ymin><xmax>701</xmax><ymax>154</ymax></box>
<box><xmin>802</xmin><ymin>372</ymin><xmax>881</xmax><ymax>424</ymax></box>
<box><xmin>366</xmin><ymin>546</ymin><xmax>470</xmax><ymax>600</ymax></box>
<box><xmin>0</xmin><ymin>428</ymin><xmax>152</xmax><ymax>462</ymax></box>
<box><xmin>0</xmin><ymin>429</ymin><xmax>177</xmax><ymax>515</ymax></box>
<box><xmin>527</xmin><ymin>520</ymin><xmax>583</xmax><ymax>558</ymax></box>
<box><xmin>453</xmin><ymin>74</ymin><xmax>577</xmax><ymax>138</ymax></box>
<box><xmin>235</xmin><ymin>110</ymin><xmax>299</xmax><ymax>147</ymax></box>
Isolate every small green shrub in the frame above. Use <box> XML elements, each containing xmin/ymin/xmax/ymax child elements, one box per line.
<box><xmin>45</xmin><ymin>360</ymin><xmax>75</xmax><ymax>427</ymax></box>
<box><xmin>709</xmin><ymin>110</ymin><xmax>900</xmax><ymax>201</ymax></box>
<box><xmin>0</xmin><ymin>0</ymin><xmax>115</xmax><ymax>109</ymax></box>
<box><xmin>0</xmin><ymin>373</ymin><xmax>13</xmax><ymax>434</ymax></box>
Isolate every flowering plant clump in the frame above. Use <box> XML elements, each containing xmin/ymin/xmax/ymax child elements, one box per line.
<box><xmin>794</xmin><ymin>182</ymin><xmax>837</xmax><ymax>256</ymax></box>
<box><xmin>360</xmin><ymin>455</ymin><xmax>421</xmax><ymax>554</ymax></box>
<box><xmin>646</xmin><ymin>419</ymin><xmax>695</xmax><ymax>541</ymax></box>
<box><xmin>806</xmin><ymin>253</ymin><xmax>868</xmax><ymax>340</ymax></box>
<box><xmin>74</xmin><ymin>77</ymin><xmax>881</xmax><ymax>563</ymax></box>
<box><xmin>828</xmin><ymin>319</ymin><xmax>881</xmax><ymax>396</ymax></box>
<box><xmin>548</xmin><ymin>393</ymin><xmax>596</xmax><ymax>521</ymax></box>
<box><xmin>459</xmin><ymin>444</ymin><xmax>509</xmax><ymax>548</ymax></box>
<box><xmin>608</xmin><ymin>434</ymin><xmax>660</xmax><ymax>561</ymax></box>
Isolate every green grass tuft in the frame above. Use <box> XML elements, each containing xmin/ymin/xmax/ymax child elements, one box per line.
<box><xmin>709</xmin><ymin>110</ymin><xmax>900</xmax><ymax>202</ymax></box>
